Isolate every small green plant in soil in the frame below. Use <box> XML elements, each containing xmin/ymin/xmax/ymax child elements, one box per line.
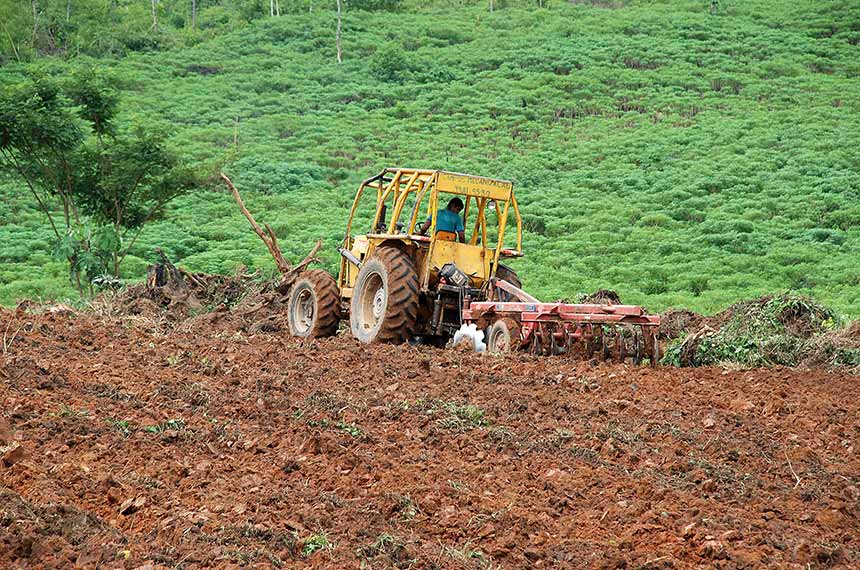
<box><xmin>106</xmin><ymin>418</ymin><xmax>134</xmax><ymax>436</ymax></box>
<box><xmin>440</xmin><ymin>402</ymin><xmax>489</xmax><ymax>431</ymax></box>
<box><xmin>336</xmin><ymin>421</ymin><xmax>364</xmax><ymax>438</ymax></box>
<box><xmin>391</xmin><ymin>494</ymin><xmax>419</xmax><ymax>521</ymax></box>
<box><xmin>301</xmin><ymin>533</ymin><xmax>332</xmax><ymax>557</ymax></box>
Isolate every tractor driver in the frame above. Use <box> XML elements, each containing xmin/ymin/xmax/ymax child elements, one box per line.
<box><xmin>418</xmin><ymin>197</ymin><xmax>466</xmax><ymax>243</ymax></box>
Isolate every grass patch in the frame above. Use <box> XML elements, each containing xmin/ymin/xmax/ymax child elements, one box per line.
<box><xmin>439</xmin><ymin>402</ymin><xmax>489</xmax><ymax>432</ymax></box>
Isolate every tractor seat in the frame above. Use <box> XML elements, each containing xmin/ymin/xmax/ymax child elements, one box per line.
<box><xmin>436</xmin><ymin>230</ymin><xmax>457</xmax><ymax>242</ymax></box>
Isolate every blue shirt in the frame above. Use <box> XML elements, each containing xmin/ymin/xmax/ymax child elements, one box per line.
<box><xmin>432</xmin><ymin>209</ymin><xmax>464</xmax><ymax>233</ymax></box>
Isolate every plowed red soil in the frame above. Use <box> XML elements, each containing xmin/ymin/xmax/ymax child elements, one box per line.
<box><xmin>2</xmin><ymin>309</ymin><xmax>859</xmax><ymax>569</ymax></box>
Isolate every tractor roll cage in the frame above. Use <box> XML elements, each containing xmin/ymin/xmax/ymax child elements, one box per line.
<box><xmin>342</xmin><ymin>167</ymin><xmax>523</xmax><ymax>256</ymax></box>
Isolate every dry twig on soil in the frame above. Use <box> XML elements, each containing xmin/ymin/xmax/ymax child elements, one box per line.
<box><xmin>784</xmin><ymin>449</ymin><xmax>802</xmax><ymax>488</ymax></box>
<box><xmin>2</xmin><ymin>316</ymin><xmax>24</xmax><ymax>354</ymax></box>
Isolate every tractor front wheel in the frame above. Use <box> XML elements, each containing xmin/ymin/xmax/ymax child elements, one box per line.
<box><xmin>350</xmin><ymin>247</ymin><xmax>419</xmax><ymax>344</ymax></box>
<box><xmin>287</xmin><ymin>269</ymin><xmax>340</xmax><ymax>338</ymax></box>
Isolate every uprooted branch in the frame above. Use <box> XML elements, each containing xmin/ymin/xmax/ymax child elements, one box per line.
<box><xmin>221</xmin><ymin>172</ymin><xmax>292</xmax><ymax>275</ymax></box>
<box><xmin>280</xmin><ymin>239</ymin><xmax>323</xmax><ymax>292</ymax></box>
<box><xmin>220</xmin><ymin>172</ymin><xmax>322</xmax><ymax>291</ymax></box>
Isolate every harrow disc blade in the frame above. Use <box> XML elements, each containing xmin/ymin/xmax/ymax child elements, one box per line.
<box><xmin>561</xmin><ymin>323</ymin><xmax>658</xmax><ymax>366</ymax></box>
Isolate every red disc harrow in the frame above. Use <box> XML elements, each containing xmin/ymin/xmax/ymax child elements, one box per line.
<box><xmin>464</xmin><ymin>279</ymin><xmax>661</xmax><ymax>365</ymax></box>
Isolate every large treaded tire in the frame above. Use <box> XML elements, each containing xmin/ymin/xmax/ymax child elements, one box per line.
<box><xmin>287</xmin><ymin>269</ymin><xmax>340</xmax><ymax>338</ymax></box>
<box><xmin>350</xmin><ymin>247</ymin><xmax>419</xmax><ymax>344</ymax></box>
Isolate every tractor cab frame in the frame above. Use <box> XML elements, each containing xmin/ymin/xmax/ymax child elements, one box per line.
<box><xmin>338</xmin><ymin>168</ymin><xmax>523</xmax><ymax>300</ymax></box>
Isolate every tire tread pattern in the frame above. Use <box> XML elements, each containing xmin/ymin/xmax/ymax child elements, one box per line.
<box><xmin>289</xmin><ymin>269</ymin><xmax>340</xmax><ymax>338</ymax></box>
<box><xmin>488</xmin><ymin>317</ymin><xmax>522</xmax><ymax>354</ymax></box>
<box><xmin>373</xmin><ymin>247</ymin><xmax>419</xmax><ymax>343</ymax></box>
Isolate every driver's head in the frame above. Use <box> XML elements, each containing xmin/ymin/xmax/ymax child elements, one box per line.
<box><xmin>446</xmin><ymin>197</ymin><xmax>464</xmax><ymax>214</ymax></box>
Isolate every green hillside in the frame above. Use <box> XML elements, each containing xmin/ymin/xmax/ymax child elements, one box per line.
<box><xmin>1</xmin><ymin>0</ymin><xmax>859</xmax><ymax>315</ymax></box>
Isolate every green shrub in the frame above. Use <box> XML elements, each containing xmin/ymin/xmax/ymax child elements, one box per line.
<box><xmin>370</xmin><ymin>43</ymin><xmax>411</xmax><ymax>83</ymax></box>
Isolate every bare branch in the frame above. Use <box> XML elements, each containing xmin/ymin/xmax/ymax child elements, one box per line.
<box><xmin>221</xmin><ymin>172</ymin><xmax>292</xmax><ymax>275</ymax></box>
<box><xmin>278</xmin><ymin>239</ymin><xmax>323</xmax><ymax>293</ymax></box>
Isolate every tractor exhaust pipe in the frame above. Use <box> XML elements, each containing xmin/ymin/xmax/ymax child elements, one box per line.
<box><xmin>339</xmin><ymin>247</ymin><xmax>363</xmax><ymax>269</ymax></box>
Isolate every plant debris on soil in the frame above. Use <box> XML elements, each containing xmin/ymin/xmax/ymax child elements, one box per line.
<box><xmin>578</xmin><ymin>289</ymin><xmax>622</xmax><ymax>306</ymax></box>
<box><xmin>1</xmin><ymin>306</ymin><xmax>859</xmax><ymax>569</ymax></box>
<box><xmin>104</xmin><ymin>261</ymin><xmax>290</xmax><ymax>335</ymax></box>
<box><xmin>662</xmin><ymin>295</ymin><xmax>860</xmax><ymax>370</ymax></box>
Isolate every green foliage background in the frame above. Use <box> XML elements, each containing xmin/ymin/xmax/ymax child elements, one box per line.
<box><xmin>1</xmin><ymin>0</ymin><xmax>859</xmax><ymax>316</ymax></box>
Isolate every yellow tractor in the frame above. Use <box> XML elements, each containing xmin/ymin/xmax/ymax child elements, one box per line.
<box><xmin>286</xmin><ymin>168</ymin><xmax>523</xmax><ymax>344</ymax></box>
<box><xmin>287</xmin><ymin>167</ymin><xmax>660</xmax><ymax>362</ymax></box>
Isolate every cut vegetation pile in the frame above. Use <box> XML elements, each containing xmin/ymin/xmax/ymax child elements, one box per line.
<box><xmin>104</xmin><ymin>256</ymin><xmax>289</xmax><ymax>334</ymax></box>
<box><xmin>663</xmin><ymin>295</ymin><xmax>860</xmax><ymax>370</ymax></box>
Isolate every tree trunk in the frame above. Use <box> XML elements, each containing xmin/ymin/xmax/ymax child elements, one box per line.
<box><xmin>335</xmin><ymin>0</ymin><xmax>342</xmax><ymax>64</ymax></box>
<box><xmin>151</xmin><ymin>0</ymin><xmax>158</xmax><ymax>32</ymax></box>
<box><xmin>32</xmin><ymin>0</ymin><xmax>38</xmax><ymax>45</ymax></box>
<box><xmin>66</xmin><ymin>0</ymin><xmax>71</xmax><ymax>22</ymax></box>
<box><xmin>74</xmin><ymin>265</ymin><xmax>84</xmax><ymax>297</ymax></box>
<box><xmin>2</xmin><ymin>23</ymin><xmax>21</xmax><ymax>62</ymax></box>
<box><xmin>191</xmin><ymin>0</ymin><xmax>197</xmax><ymax>30</ymax></box>
<box><xmin>275</xmin><ymin>0</ymin><xmax>280</xmax><ymax>16</ymax></box>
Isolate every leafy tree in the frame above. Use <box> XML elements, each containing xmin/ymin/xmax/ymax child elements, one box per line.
<box><xmin>0</xmin><ymin>75</ymin><xmax>89</xmax><ymax>292</ymax></box>
<box><xmin>73</xmin><ymin>124</ymin><xmax>198</xmax><ymax>276</ymax></box>
<box><xmin>0</xmin><ymin>69</ymin><xmax>197</xmax><ymax>294</ymax></box>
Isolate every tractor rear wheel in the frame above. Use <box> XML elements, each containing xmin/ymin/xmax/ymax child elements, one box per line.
<box><xmin>350</xmin><ymin>247</ymin><xmax>419</xmax><ymax>344</ymax></box>
<box><xmin>486</xmin><ymin>318</ymin><xmax>521</xmax><ymax>354</ymax></box>
<box><xmin>287</xmin><ymin>269</ymin><xmax>340</xmax><ymax>338</ymax></box>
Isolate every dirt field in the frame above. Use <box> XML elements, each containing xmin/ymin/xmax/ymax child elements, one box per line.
<box><xmin>2</xmin><ymin>309</ymin><xmax>858</xmax><ymax>569</ymax></box>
